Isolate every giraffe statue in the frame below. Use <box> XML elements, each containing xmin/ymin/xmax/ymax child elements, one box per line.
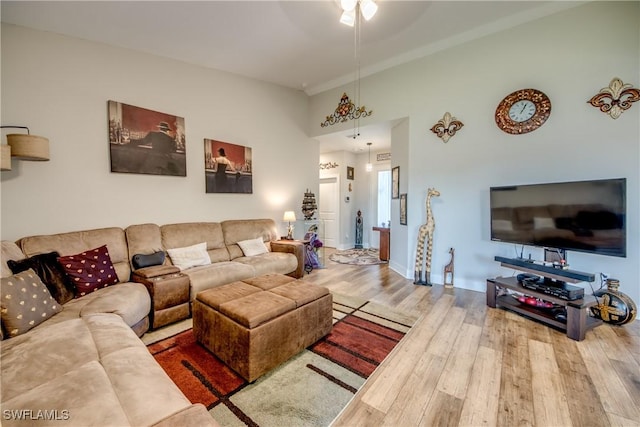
<box><xmin>443</xmin><ymin>248</ymin><xmax>454</xmax><ymax>288</ymax></box>
<box><xmin>414</xmin><ymin>187</ymin><xmax>440</xmax><ymax>285</ymax></box>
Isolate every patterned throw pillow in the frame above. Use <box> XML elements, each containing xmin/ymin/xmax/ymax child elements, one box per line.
<box><xmin>8</xmin><ymin>251</ymin><xmax>75</xmax><ymax>304</ymax></box>
<box><xmin>57</xmin><ymin>245</ymin><xmax>119</xmax><ymax>298</ymax></box>
<box><xmin>1</xmin><ymin>269</ymin><xmax>62</xmax><ymax>338</ymax></box>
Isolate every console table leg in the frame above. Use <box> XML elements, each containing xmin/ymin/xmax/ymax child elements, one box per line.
<box><xmin>566</xmin><ymin>305</ymin><xmax>586</xmax><ymax>341</ymax></box>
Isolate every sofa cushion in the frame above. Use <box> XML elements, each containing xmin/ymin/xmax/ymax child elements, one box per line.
<box><xmin>1</xmin><ymin>360</ymin><xmax>131</xmax><ymax>427</ymax></box>
<box><xmin>0</xmin><ymin>269</ymin><xmax>62</xmax><ymax>338</ymax></box>
<box><xmin>125</xmin><ymin>223</ymin><xmax>164</xmax><ymax>268</ymax></box>
<box><xmin>0</xmin><ymin>317</ymin><xmax>99</xmax><ymax>401</ymax></box>
<box><xmin>184</xmin><ymin>261</ymin><xmax>256</xmax><ymax>300</ymax></box>
<box><xmin>7</xmin><ymin>251</ymin><xmax>75</xmax><ymax>304</ymax></box>
<box><xmin>79</xmin><ymin>282</ymin><xmax>151</xmax><ymax>328</ymax></box>
<box><xmin>57</xmin><ymin>245</ymin><xmax>119</xmax><ymax>298</ymax></box>
<box><xmin>161</xmin><ymin>222</ymin><xmax>230</xmax><ymax>263</ymax></box>
<box><xmin>1</xmin><ymin>241</ymin><xmax>25</xmax><ymax>279</ymax></box>
<box><xmin>167</xmin><ymin>242</ymin><xmax>211</xmax><ymax>271</ymax></box>
<box><xmin>237</xmin><ymin>237</ymin><xmax>268</xmax><ymax>256</ymax></box>
<box><xmin>234</xmin><ymin>252</ymin><xmax>299</xmax><ymax>278</ymax></box>
<box><xmin>221</xmin><ymin>219</ymin><xmax>279</xmax><ymax>259</ymax></box>
<box><xmin>19</xmin><ymin>227</ymin><xmax>131</xmax><ymax>288</ymax></box>
<box><xmin>1</xmin><ymin>313</ymin><xmax>194</xmax><ymax>427</ymax></box>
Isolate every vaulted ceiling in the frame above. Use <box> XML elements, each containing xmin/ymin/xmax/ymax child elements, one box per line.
<box><xmin>1</xmin><ymin>1</ymin><xmax>582</xmax><ymax>152</ymax></box>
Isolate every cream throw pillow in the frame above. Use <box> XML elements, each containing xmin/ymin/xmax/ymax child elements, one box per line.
<box><xmin>167</xmin><ymin>242</ymin><xmax>211</xmax><ymax>270</ymax></box>
<box><xmin>533</xmin><ymin>217</ymin><xmax>556</xmax><ymax>229</ymax></box>
<box><xmin>237</xmin><ymin>238</ymin><xmax>268</xmax><ymax>257</ymax></box>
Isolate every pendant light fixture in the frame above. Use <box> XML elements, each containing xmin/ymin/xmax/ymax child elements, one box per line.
<box><xmin>320</xmin><ymin>0</ymin><xmax>374</xmax><ymax>134</ymax></box>
<box><xmin>340</xmin><ymin>0</ymin><xmax>378</xmax><ymax>27</ymax></box>
<box><xmin>366</xmin><ymin>142</ymin><xmax>373</xmax><ymax>172</ymax></box>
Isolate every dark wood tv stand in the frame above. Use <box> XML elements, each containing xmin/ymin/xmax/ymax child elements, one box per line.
<box><xmin>487</xmin><ymin>258</ymin><xmax>602</xmax><ymax>341</ymax></box>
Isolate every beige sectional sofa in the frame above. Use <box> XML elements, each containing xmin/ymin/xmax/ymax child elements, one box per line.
<box><xmin>0</xmin><ymin>218</ymin><xmax>304</xmax><ymax>426</ymax></box>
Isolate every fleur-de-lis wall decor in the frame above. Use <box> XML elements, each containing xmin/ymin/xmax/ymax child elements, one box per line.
<box><xmin>587</xmin><ymin>77</ymin><xmax>640</xmax><ymax>119</ymax></box>
<box><xmin>430</xmin><ymin>112</ymin><xmax>464</xmax><ymax>143</ymax></box>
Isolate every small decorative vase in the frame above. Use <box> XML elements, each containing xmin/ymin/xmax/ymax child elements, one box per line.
<box><xmin>590</xmin><ymin>278</ymin><xmax>637</xmax><ymax>325</ymax></box>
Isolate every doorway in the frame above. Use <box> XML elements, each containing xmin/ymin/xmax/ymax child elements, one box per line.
<box><xmin>319</xmin><ymin>176</ymin><xmax>339</xmax><ymax>248</ymax></box>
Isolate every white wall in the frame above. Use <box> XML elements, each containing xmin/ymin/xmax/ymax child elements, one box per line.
<box><xmin>1</xmin><ymin>24</ymin><xmax>318</xmax><ymax>241</ymax></box>
<box><xmin>310</xmin><ymin>2</ymin><xmax>640</xmax><ymax>305</ymax></box>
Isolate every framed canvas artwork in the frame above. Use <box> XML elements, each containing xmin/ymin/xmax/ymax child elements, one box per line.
<box><xmin>400</xmin><ymin>193</ymin><xmax>407</xmax><ymax>225</ymax></box>
<box><xmin>108</xmin><ymin>101</ymin><xmax>186</xmax><ymax>176</ymax></box>
<box><xmin>204</xmin><ymin>139</ymin><xmax>253</xmax><ymax>193</ymax></box>
<box><xmin>392</xmin><ymin>166</ymin><xmax>400</xmax><ymax>199</ymax></box>
<box><xmin>347</xmin><ymin>166</ymin><xmax>354</xmax><ymax>180</ymax></box>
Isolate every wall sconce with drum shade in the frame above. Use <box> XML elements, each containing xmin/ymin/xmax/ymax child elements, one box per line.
<box><xmin>283</xmin><ymin>211</ymin><xmax>297</xmax><ymax>240</ymax></box>
<box><xmin>1</xmin><ymin>126</ymin><xmax>50</xmax><ymax>171</ymax></box>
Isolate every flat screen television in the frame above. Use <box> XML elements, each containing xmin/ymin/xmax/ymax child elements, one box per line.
<box><xmin>490</xmin><ymin>178</ymin><xmax>626</xmax><ymax>257</ymax></box>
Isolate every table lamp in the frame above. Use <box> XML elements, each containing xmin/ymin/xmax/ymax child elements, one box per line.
<box><xmin>283</xmin><ymin>211</ymin><xmax>296</xmax><ymax>240</ymax></box>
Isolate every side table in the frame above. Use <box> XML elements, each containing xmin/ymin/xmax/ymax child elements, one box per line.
<box><xmin>132</xmin><ymin>265</ymin><xmax>190</xmax><ymax>330</ymax></box>
<box><xmin>372</xmin><ymin>227</ymin><xmax>390</xmax><ymax>261</ymax></box>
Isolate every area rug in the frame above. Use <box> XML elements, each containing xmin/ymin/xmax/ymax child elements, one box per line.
<box><xmin>328</xmin><ymin>248</ymin><xmax>387</xmax><ymax>265</ymax></box>
<box><xmin>147</xmin><ymin>293</ymin><xmax>416</xmax><ymax>427</ymax></box>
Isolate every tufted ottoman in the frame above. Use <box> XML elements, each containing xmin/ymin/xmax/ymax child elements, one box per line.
<box><xmin>192</xmin><ymin>274</ymin><xmax>332</xmax><ymax>382</ymax></box>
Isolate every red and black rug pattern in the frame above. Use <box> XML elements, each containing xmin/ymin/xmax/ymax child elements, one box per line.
<box><xmin>147</xmin><ymin>300</ymin><xmax>411</xmax><ymax>421</ymax></box>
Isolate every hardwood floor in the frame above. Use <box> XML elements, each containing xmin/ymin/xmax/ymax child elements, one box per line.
<box><xmin>300</xmin><ymin>249</ymin><xmax>640</xmax><ymax>427</ymax></box>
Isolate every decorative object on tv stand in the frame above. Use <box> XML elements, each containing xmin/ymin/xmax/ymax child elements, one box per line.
<box><xmin>495</xmin><ymin>88</ymin><xmax>551</xmax><ymax>134</ymax></box>
<box><xmin>414</xmin><ymin>187</ymin><xmax>440</xmax><ymax>286</ymax></box>
<box><xmin>283</xmin><ymin>211</ymin><xmax>296</xmax><ymax>240</ymax></box>
<box><xmin>301</xmin><ymin>189</ymin><xmax>317</xmax><ymax>220</ymax></box>
<box><xmin>587</xmin><ymin>77</ymin><xmax>640</xmax><ymax>119</ymax></box>
<box><xmin>1</xmin><ymin>126</ymin><xmax>50</xmax><ymax>171</ymax></box>
<box><xmin>430</xmin><ymin>112</ymin><xmax>464</xmax><ymax>143</ymax></box>
<box><xmin>590</xmin><ymin>277</ymin><xmax>637</xmax><ymax>325</ymax></box>
<box><xmin>443</xmin><ymin>248</ymin><xmax>454</xmax><ymax>288</ymax></box>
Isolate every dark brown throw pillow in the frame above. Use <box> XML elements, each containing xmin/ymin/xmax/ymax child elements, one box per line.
<box><xmin>57</xmin><ymin>245</ymin><xmax>119</xmax><ymax>298</ymax></box>
<box><xmin>8</xmin><ymin>251</ymin><xmax>75</xmax><ymax>304</ymax></box>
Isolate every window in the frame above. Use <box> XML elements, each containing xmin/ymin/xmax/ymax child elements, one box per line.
<box><xmin>377</xmin><ymin>170</ymin><xmax>391</xmax><ymax>227</ymax></box>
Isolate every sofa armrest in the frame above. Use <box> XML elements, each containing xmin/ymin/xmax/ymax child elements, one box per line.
<box><xmin>150</xmin><ymin>404</ymin><xmax>221</xmax><ymax>427</ymax></box>
<box><xmin>133</xmin><ymin>265</ymin><xmax>180</xmax><ymax>279</ymax></box>
<box><xmin>271</xmin><ymin>240</ymin><xmax>305</xmax><ymax>278</ymax></box>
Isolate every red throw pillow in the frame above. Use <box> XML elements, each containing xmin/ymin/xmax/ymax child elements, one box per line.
<box><xmin>57</xmin><ymin>245</ymin><xmax>119</xmax><ymax>298</ymax></box>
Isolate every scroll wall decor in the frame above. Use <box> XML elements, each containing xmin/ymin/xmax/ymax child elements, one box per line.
<box><xmin>587</xmin><ymin>77</ymin><xmax>640</xmax><ymax>119</ymax></box>
<box><xmin>430</xmin><ymin>112</ymin><xmax>464</xmax><ymax>143</ymax></box>
<box><xmin>319</xmin><ymin>162</ymin><xmax>339</xmax><ymax>170</ymax></box>
<box><xmin>320</xmin><ymin>93</ymin><xmax>372</xmax><ymax>128</ymax></box>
